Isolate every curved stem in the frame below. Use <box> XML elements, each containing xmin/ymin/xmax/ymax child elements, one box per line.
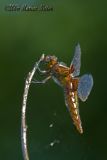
<box><xmin>21</xmin><ymin>54</ymin><xmax>44</xmax><ymax>160</ymax></box>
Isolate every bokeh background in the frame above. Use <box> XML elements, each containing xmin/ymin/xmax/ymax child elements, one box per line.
<box><xmin>0</xmin><ymin>0</ymin><xmax>107</xmax><ymax>159</ymax></box>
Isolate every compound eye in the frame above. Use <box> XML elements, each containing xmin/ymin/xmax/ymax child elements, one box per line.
<box><xmin>45</xmin><ymin>56</ymin><xmax>51</xmax><ymax>62</ymax></box>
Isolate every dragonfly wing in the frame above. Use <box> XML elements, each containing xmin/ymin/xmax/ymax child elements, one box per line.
<box><xmin>70</xmin><ymin>43</ymin><xmax>81</xmax><ymax>77</ymax></box>
<box><xmin>78</xmin><ymin>74</ymin><xmax>93</xmax><ymax>102</ymax></box>
<box><xmin>64</xmin><ymin>86</ymin><xmax>83</xmax><ymax>134</ymax></box>
<box><xmin>59</xmin><ymin>62</ymin><xmax>67</xmax><ymax>67</ymax></box>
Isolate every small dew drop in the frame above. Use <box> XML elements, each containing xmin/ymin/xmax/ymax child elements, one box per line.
<box><xmin>49</xmin><ymin>139</ymin><xmax>60</xmax><ymax>147</ymax></box>
<box><xmin>50</xmin><ymin>142</ymin><xmax>54</xmax><ymax>147</ymax></box>
<box><xmin>49</xmin><ymin>123</ymin><xmax>53</xmax><ymax>128</ymax></box>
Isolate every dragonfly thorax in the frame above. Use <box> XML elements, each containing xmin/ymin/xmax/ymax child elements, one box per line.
<box><xmin>51</xmin><ymin>63</ymin><xmax>71</xmax><ymax>87</ymax></box>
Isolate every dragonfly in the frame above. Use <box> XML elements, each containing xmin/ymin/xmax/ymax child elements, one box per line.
<box><xmin>33</xmin><ymin>44</ymin><xmax>93</xmax><ymax>134</ymax></box>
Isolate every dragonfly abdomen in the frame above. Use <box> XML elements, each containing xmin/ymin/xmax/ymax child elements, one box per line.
<box><xmin>64</xmin><ymin>88</ymin><xmax>83</xmax><ymax>134</ymax></box>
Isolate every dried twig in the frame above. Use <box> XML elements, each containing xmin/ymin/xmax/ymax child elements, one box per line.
<box><xmin>21</xmin><ymin>54</ymin><xmax>44</xmax><ymax>160</ymax></box>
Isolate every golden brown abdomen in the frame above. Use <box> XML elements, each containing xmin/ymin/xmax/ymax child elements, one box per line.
<box><xmin>64</xmin><ymin>84</ymin><xmax>83</xmax><ymax>134</ymax></box>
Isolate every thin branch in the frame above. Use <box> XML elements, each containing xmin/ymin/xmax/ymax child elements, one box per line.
<box><xmin>21</xmin><ymin>54</ymin><xmax>44</xmax><ymax>160</ymax></box>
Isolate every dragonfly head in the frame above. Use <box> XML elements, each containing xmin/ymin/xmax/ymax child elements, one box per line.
<box><xmin>42</xmin><ymin>55</ymin><xmax>58</xmax><ymax>70</ymax></box>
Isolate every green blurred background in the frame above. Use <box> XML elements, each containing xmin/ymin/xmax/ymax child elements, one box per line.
<box><xmin>0</xmin><ymin>0</ymin><xmax>107</xmax><ymax>159</ymax></box>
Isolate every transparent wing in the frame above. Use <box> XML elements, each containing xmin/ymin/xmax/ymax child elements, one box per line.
<box><xmin>59</xmin><ymin>62</ymin><xmax>67</xmax><ymax>67</ymax></box>
<box><xmin>70</xmin><ymin>43</ymin><xmax>81</xmax><ymax>77</ymax></box>
<box><xmin>77</xmin><ymin>74</ymin><xmax>93</xmax><ymax>102</ymax></box>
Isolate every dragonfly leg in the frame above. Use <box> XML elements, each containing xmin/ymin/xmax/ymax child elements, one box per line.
<box><xmin>32</xmin><ymin>75</ymin><xmax>51</xmax><ymax>84</ymax></box>
<box><xmin>36</xmin><ymin>54</ymin><xmax>50</xmax><ymax>75</ymax></box>
<box><xmin>38</xmin><ymin>67</ymin><xmax>48</xmax><ymax>74</ymax></box>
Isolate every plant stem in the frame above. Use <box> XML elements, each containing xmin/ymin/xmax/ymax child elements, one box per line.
<box><xmin>21</xmin><ymin>54</ymin><xmax>44</xmax><ymax>160</ymax></box>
